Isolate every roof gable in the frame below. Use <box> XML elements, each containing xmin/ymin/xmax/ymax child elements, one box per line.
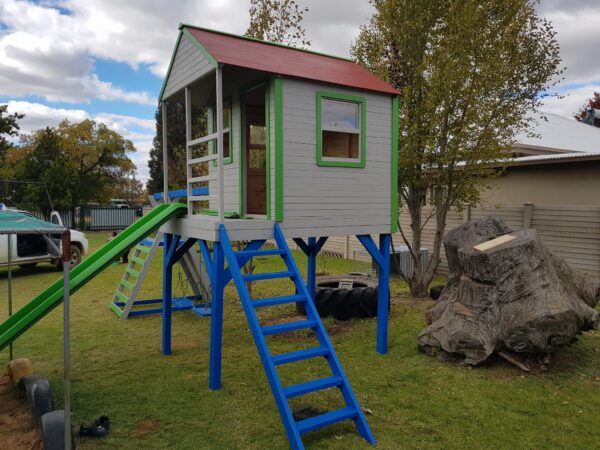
<box><xmin>181</xmin><ymin>25</ymin><xmax>399</xmax><ymax>96</ymax></box>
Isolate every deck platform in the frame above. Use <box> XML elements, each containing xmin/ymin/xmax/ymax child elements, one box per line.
<box><xmin>160</xmin><ymin>214</ymin><xmax>390</xmax><ymax>242</ymax></box>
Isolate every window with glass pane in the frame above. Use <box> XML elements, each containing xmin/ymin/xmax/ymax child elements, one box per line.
<box><xmin>248</xmin><ymin>124</ymin><xmax>266</xmax><ymax>169</ymax></box>
<box><xmin>221</xmin><ymin>102</ymin><xmax>231</xmax><ymax>159</ymax></box>
<box><xmin>321</xmin><ymin>98</ymin><xmax>360</xmax><ymax>159</ymax></box>
<box><xmin>207</xmin><ymin>99</ymin><xmax>232</xmax><ymax>163</ymax></box>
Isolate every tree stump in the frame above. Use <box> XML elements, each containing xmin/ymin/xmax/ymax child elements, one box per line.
<box><xmin>418</xmin><ymin>216</ymin><xmax>600</xmax><ymax>365</ymax></box>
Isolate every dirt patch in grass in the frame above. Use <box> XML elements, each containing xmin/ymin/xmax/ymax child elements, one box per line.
<box><xmin>0</xmin><ymin>375</ymin><xmax>42</xmax><ymax>450</ymax></box>
<box><xmin>131</xmin><ymin>419</ymin><xmax>160</xmax><ymax>438</ymax></box>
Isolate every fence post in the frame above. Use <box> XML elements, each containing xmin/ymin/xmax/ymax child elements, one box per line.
<box><xmin>523</xmin><ymin>202</ymin><xmax>533</xmax><ymax>229</ymax></box>
<box><xmin>344</xmin><ymin>236</ymin><xmax>349</xmax><ymax>259</ymax></box>
<box><xmin>463</xmin><ymin>205</ymin><xmax>471</xmax><ymax>222</ymax></box>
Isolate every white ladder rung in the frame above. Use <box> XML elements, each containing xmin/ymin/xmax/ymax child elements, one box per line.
<box><xmin>188</xmin><ymin>154</ymin><xmax>218</xmax><ymax>165</ymax></box>
<box><xmin>187</xmin><ymin>132</ymin><xmax>218</xmax><ymax>147</ymax></box>
<box><xmin>188</xmin><ymin>174</ymin><xmax>216</xmax><ymax>184</ymax></box>
<box><xmin>189</xmin><ymin>195</ymin><xmax>209</xmax><ymax>202</ymax></box>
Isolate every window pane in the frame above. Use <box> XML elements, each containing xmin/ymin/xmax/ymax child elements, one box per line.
<box><xmin>223</xmin><ymin>132</ymin><xmax>230</xmax><ymax>158</ymax></box>
<box><xmin>250</xmin><ymin>124</ymin><xmax>266</xmax><ymax>146</ymax></box>
<box><xmin>322</xmin><ymin>98</ymin><xmax>359</xmax><ymax>129</ymax></box>
<box><xmin>322</xmin><ymin>130</ymin><xmax>359</xmax><ymax>159</ymax></box>
<box><xmin>223</xmin><ymin>107</ymin><xmax>230</xmax><ymax>128</ymax></box>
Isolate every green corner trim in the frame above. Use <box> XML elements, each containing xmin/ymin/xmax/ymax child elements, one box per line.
<box><xmin>237</xmin><ymin>78</ymin><xmax>270</xmax><ymax>217</ymax></box>
<box><xmin>391</xmin><ymin>95</ymin><xmax>399</xmax><ymax>233</ymax></box>
<box><xmin>238</xmin><ymin>93</ymin><xmax>245</xmax><ymax>216</ymax></box>
<box><xmin>274</xmin><ymin>77</ymin><xmax>284</xmax><ymax>222</ymax></box>
<box><xmin>265</xmin><ymin>84</ymin><xmax>271</xmax><ymax>220</ymax></box>
<box><xmin>316</xmin><ymin>91</ymin><xmax>366</xmax><ymax>168</ymax></box>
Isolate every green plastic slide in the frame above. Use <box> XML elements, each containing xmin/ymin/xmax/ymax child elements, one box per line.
<box><xmin>0</xmin><ymin>202</ymin><xmax>187</xmax><ymax>351</ymax></box>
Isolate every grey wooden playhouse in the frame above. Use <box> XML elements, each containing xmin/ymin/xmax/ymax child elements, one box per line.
<box><xmin>156</xmin><ymin>24</ymin><xmax>399</xmax><ymax>450</ymax></box>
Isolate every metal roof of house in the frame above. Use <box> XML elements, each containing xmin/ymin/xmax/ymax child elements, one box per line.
<box><xmin>181</xmin><ymin>25</ymin><xmax>400</xmax><ymax>96</ymax></box>
<box><xmin>509</xmin><ymin>150</ymin><xmax>600</xmax><ymax>166</ymax></box>
<box><xmin>513</xmin><ymin>112</ymin><xmax>600</xmax><ymax>153</ymax></box>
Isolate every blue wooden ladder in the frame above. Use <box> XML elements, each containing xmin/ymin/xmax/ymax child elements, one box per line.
<box><xmin>219</xmin><ymin>223</ymin><xmax>376</xmax><ymax>450</ymax></box>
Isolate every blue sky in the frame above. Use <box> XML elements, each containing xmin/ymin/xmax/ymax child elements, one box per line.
<box><xmin>1</xmin><ymin>0</ymin><xmax>599</xmax><ymax>182</ymax></box>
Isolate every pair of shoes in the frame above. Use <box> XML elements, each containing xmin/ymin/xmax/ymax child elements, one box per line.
<box><xmin>79</xmin><ymin>415</ymin><xmax>110</xmax><ymax>438</ymax></box>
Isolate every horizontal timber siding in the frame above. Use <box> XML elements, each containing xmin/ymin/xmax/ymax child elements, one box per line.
<box><xmin>280</xmin><ymin>79</ymin><xmax>393</xmax><ymax>235</ymax></box>
<box><xmin>163</xmin><ymin>36</ymin><xmax>214</xmax><ymax>100</ymax></box>
<box><xmin>321</xmin><ymin>203</ymin><xmax>600</xmax><ymax>277</ymax></box>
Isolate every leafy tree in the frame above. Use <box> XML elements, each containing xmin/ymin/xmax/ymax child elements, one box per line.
<box><xmin>115</xmin><ymin>175</ymin><xmax>145</xmax><ymax>204</ymax></box>
<box><xmin>575</xmin><ymin>92</ymin><xmax>600</xmax><ymax>126</ymax></box>
<box><xmin>56</xmin><ymin>119</ymin><xmax>136</xmax><ymax>204</ymax></box>
<box><xmin>246</xmin><ymin>0</ymin><xmax>310</xmax><ymax>47</ymax></box>
<box><xmin>146</xmin><ymin>102</ymin><xmax>188</xmax><ymax>194</ymax></box>
<box><xmin>352</xmin><ymin>0</ymin><xmax>563</xmax><ymax>297</ymax></box>
<box><xmin>0</xmin><ymin>104</ymin><xmax>24</xmax><ymax>164</ymax></box>
<box><xmin>16</xmin><ymin>127</ymin><xmax>78</xmax><ymax>212</ymax></box>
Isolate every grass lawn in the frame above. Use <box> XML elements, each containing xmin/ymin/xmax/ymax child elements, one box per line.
<box><xmin>1</xmin><ymin>231</ymin><xmax>599</xmax><ymax>449</ymax></box>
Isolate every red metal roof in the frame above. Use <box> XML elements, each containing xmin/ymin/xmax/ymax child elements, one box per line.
<box><xmin>183</xmin><ymin>26</ymin><xmax>399</xmax><ymax>96</ymax></box>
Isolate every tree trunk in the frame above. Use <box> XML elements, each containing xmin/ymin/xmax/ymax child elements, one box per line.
<box><xmin>418</xmin><ymin>216</ymin><xmax>600</xmax><ymax>365</ymax></box>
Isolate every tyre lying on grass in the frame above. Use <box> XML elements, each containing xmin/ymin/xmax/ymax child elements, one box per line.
<box><xmin>296</xmin><ymin>274</ymin><xmax>385</xmax><ymax>320</ymax></box>
<box><xmin>41</xmin><ymin>410</ymin><xmax>75</xmax><ymax>450</ymax></box>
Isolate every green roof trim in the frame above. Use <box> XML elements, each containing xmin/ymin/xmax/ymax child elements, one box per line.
<box><xmin>158</xmin><ymin>31</ymin><xmax>183</xmax><ymax>103</ymax></box>
<box><xmin>158</xmin><ymin>29</ymin><xmax>218</xmax><ymax>103</ymax></box>
<box><xmin>181</xmin><ymin>27</ymin><xmax>218</xmax><ymax>67</ymax></box>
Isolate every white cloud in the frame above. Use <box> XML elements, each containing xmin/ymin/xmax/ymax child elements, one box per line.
<box><xmin>0</xmin><ymin>0</ymin><xmax>157</xmax><ymax>105</ymax></box>
<box><xmin>6</xmin><ymin>101</ymin><xmax>155</xmax><ymax>180</ymax></box>
<box><xmin>6</xmin><ymin>101</ymin><xmax>89</xmax><ymax>133</ymax></box>
<box><xmin>542</xmin><ymin>84</ymin><xmax>600</xmax><ymax>119</ymax></box>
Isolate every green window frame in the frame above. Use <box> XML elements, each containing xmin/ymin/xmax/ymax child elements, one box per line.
<box><xmin>316</xmin><ymin>91</ymin><xmax>366</xmax><ymax>168</ymax></box>
<box><xmin>210</xmin><ymin>96</ymin><xmax>233</xmax><ymax>166</ymax></box>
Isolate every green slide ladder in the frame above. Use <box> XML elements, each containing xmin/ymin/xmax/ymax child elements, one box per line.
<box><xmin>0</xmin><ymin>203</ymin><xmax>187</xmax><ymax>351</ymax></box>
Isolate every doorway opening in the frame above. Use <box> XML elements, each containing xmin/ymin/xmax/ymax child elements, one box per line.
<box><xmin>242</xmin><ymin>85</ymin><xmax>267</xmax><ymax>216</ymax></box>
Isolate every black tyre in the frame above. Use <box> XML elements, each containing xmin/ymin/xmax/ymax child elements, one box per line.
<box><xmin>41</xmin><ymin>410</ymin><xmax>76</xmax><ymax>450</ymax></box>
<box><xmin>31</xmin><ymin>379</ymin><xmax>55</xmax><ymax>425</ymax></box>
<box><xmin>429</xmin><ymin>284</ymin><xmax>445</xmax><ymax>300</ymax></box>
<box><xmin>57</xmin><ymin>244</ymin><xmax>82</xmax><ymax>270</ymax></box>
<box><xmin>297</xmin><ymin>275</ymin><xmax>384</xmax><ymax>320</ymax></box>
<box><xmin>19</xmin><ymin>374</ymin><xmax>42</xmax><ymax>401</ymax></box>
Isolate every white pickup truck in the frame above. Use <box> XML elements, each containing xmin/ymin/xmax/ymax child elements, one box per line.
<box><xmin>0</xmin><ymin>210</ymin><xmax>89</xmax><ymax>269</ymax></box>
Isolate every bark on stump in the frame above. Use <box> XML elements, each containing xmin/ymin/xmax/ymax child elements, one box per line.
<box><xmin>418</xmin><ymin>216</ymin><xmax>600</xmax><ymax>365</ymax></box>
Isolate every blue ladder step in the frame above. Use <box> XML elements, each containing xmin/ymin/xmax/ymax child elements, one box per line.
<box><xmin>284</xmin><ymin>376</ymin><xmax>343</xmax><ymax>399</ymax></box>
<box><xmin>252</xmin><ymin>294</ymin><xmax>305</xmax><ymax>308</ymax></box>
<box><xmin>262</xmin><ymin>319</ymin><xmax>317</xmax><ymax>336</ymax></box>
<box><xmin>296</xmin><ymin>406</ymin><xmax>359</xmax><ymax>435</ymax></box>
<box><xmin>243</xmin><ymin>271</ymin><xmax>295</xmax><ymax>282</ymax></box>
<box><xmin>272</xmin><ymin>346</ymin><xmax>330</xmax><ymax>366</ymax></box>
<box><xmin>235</xmin><ymin>249</ymin><xmax>285</xmax><ymax>259</ymax></box>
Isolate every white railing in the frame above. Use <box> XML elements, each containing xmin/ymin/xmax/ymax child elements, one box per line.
<box><xmin>181</xmin><ymin>66</ymin><xmax>225</xmax><ymax>221</ymax></box>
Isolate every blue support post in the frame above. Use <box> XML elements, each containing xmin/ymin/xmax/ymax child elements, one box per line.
<box><xmin>377</xmin><ymin>234</ymin><xmax>391</xmax><ymax>355</ymax></box>
<box><xmin>357</xmin><ymin>233</ymin><xmax>391</xmax><ymax>354</ymax></box>
<box><xmin>293</xmin><ymin>237</ymin><xmax>328</xmax><ymax>302</ymax></box>
<box><xmin>162</xmin><ymin>233</ymin><xmax>174</xmax><ymax>355</ymax></box>
<box><xmin>209</xmin><ymin>241</ymin><xmax>225</xmax><ymax>390</ymax></box>
<box><xmin>307</xmin><ymin>237</ymin><xmax>317</xmax><ymax>301</ymax></box>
